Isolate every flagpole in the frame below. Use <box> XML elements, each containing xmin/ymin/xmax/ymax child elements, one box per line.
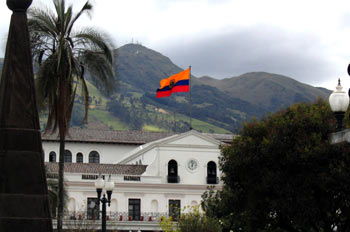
<box><xmin>189</xmin><ymin>66</ymin><xmax>192</xmax><ymax>130</ymax></box>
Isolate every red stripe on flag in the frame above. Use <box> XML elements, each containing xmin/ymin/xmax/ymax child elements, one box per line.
<box><xmin>156</xmin><ymin>85</ymin><xmax>189</xmax><ymax>98</ymax></box>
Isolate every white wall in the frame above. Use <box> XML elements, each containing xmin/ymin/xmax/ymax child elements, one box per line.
<box><xmin>43</xmin><ymin>131</ymin><xmax>223</xmax><ymax>219</ymax></box>
<box><xmin>43</xmin><ymin>141</ymin><xmax>138</xmax><ymax>164</ymax></box>
<box><xmin>127</xmin><ymin>146</ymin><xmax>220</xmax><ymax>185</ymax></box>
<box><xmin>64</xmin><ymin>179</ymin><xmax>207</xmax><ymax>215</ymax></box>
<box><xmin>159</xmin><ymin>147</ymin><xmax>220</xmax><ymax>185</ymax></box>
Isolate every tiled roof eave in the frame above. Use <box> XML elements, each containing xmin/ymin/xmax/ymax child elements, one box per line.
<box><xmin>45</xmin><ymin>162</ymin><xmax>148</xmax><ymax>175</ymax></box>
<box><xmin>42</xmin><ymin>138</ymin><xmax>146</xmax><ymax>145</ymax></box>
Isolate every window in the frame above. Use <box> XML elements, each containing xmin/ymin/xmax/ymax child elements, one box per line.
<box><xmin>89</xmin><ymin>151</ymin><xmax>100</xmax><ymax>163</ymax></box>
<box><xmin>151</xmin><ymin>200</ymin><xmax>158</xmax><ymax>212</ymax></box>
<box><xmin>128</xmin><ymin>199</ymin><xmax>141</xmax><ymax>221</ymax></box>
<box><xmin>167</xmin><ymin>160</ymin><xmax>179</xmax><ymax>183</ymax></box>
<box><xmin>87</xmin><ymin>198</ymin><xmax>99</xmax><ymax>220</ymax></box>
<box><xmin>207</xmin><ymin>161</ymin><xmax>218</xmax><ymax>184</ymax></box>
<box><xmin>49</xmin><ymin>151</ymin><xmax>56</xmax><ymax>163</ymax></box>
<box><xmin>64</xmin><ymin>150</ymin><xmax>72</xmax><ymax>163</ymax></box>
<box><xmin>76</xmin><ymin>153</ymin><xmax>83</xmax><ymax>163</ymax></box>
<box><xmin>169</xmin><ymin>200</ymin><xmax>181</xmax><ymax>221</ymax></box>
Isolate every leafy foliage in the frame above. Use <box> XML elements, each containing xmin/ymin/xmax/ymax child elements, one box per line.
<box><xmin>28</xmin><ymin>1</ymin><xmax>115</xmax><ymax>231</ymax></box>
<box><xmin>159</xmin><ymin>205</ymin><xmax>222</xmax><ymax>232</ymax></box>
<box><xmin>159</xmin><ymin>216</ymin><xmax>179</xmax><ymax>232</ymax></box>
<box><xmin>203</xmin><ymin>100</ymin><xmax>350</xmax><ymax>232</ymax></box>
<box><xmin>28</xmin><ymin>0</ymin><xmax>115</xmax><ymax>134</ymax></box>
<box><xmin>178</xmin><ymin>206</ymin><xmax>222</xmax><ymax>232</ymax></box>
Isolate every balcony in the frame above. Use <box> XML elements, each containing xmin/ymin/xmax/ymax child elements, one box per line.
<box><xmin>206</xmin><ymin>176</ymin><xmax>219</xmax><ymax>184</ymax></box>
<box><xmin>53</xmin><ymin>211</ymin><xmax>171</xmax><ymax>231</ymax></box>
<box><xmin>167</xmin><ymin>175</ymin><xmax>180</xmax><ymax>183</ymax></box>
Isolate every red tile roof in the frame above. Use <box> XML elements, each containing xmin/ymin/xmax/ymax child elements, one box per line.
<box><xmin>42</xmin><ymin>128</ymin><xmax>234</xmax><ymax>144</ymax></box>
<box><xmin>45</xmin><ymin>162</ymin><xmax>147</xmax><ymax>175</ymax></box>
<box><xmin>42</xmin><ymin>128</ymin><xmax>175</xmax><ymax>144</ymax></box>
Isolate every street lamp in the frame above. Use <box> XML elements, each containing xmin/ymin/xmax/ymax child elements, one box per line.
<box><xmin>95</xmin><ymin>174</ymin><xmax>114</xmax><ymax>232</ymax></box>
<box><xmin>329</xmin><ymin>78</ymin><xmax>349</xmax><ymax>131</ymax></box>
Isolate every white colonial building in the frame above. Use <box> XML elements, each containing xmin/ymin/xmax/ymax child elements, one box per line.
<box><xmin>42</xmin><ymin>129</ymin><xmax>233</xmax><ymax>231</ymax></box>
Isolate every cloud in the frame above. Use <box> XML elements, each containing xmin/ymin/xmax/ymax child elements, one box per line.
<box><xmin>155</xmin><ymin>25</ymin><xmax>338</xmax><ymax>87</ymax></box>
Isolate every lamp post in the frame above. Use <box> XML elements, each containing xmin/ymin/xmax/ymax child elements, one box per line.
<box><xmin>95</xmin><ymin>174</ymin><xmax>114</xmax><ymax>232</ymax></box>
<box><xmin>329</xmin><ymin>78</ymin><xmax>349</xmax><ymax>131</ymax></box>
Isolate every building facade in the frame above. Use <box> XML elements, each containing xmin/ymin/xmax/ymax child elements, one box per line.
<box><xmin>43</xmin><ymin>129</ymin><xmax>233</xmax><ymax>231</ymax></box>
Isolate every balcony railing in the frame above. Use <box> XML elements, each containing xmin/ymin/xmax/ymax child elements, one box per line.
<box><xmin>206</xmin><ymin>176</ymin><xmax>219</xmax><ymax>184</ymax></box>
<box><xmin>53</xmin><ymin>211</ymin><xmax>169</xmax><ymax>231</ymax></box>
<box><xmin>61</xmin><ymin>211</ymin><xmax>169</xmax><ymax>222</ymax></box>
<box><xmin>167</xmin><ymin>175</ymin><xmax>180</xmax><ymax>183</ymax></box>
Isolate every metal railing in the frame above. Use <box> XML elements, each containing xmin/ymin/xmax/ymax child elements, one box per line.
<box><xmin>206</xmin><ymin>176</ymin><xmax>219</xmax><ymax>184</ymax></box>
<box><xmin>167</xmin><ymin>175</ymin><xmax>180</xmax><ymax>183</ymax></box>
<box><xmin>60</xmin><ymin>211</ymin><xmax>169</xmax><ymax>222</ymax></box>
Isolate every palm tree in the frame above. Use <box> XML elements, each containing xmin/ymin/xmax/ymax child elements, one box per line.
<box><xmin>28</xmin><ymin>1</ymin><xmax>116</xmax><ymax>231</ymax></box>
<box><xmin>46</xmin><ymin>165</ymin><xmax>69</xmax><ymax>218</ymax></box>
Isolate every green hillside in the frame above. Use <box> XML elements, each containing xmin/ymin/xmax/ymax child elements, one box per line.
<box><xmin>0</xmin><ymin>44</ymin><xmax>332</xmax><ymax>133</ymax></box>
<box><xmin>65</xmin><ymin>79</ymin><xmax>230</xmax><ymax>133</ymax></box>
<box><xmin>196</xmin><ymin>72</ymin><xmax>331</xmax><ymax>112</ymax></box>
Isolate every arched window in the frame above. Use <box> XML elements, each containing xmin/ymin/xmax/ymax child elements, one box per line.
<box><xmin>49</xmin><ymin>151</ymin><xmax>56</xmax><ymax>163</ymax></box>
<box><xmin>191</xmin><ymin>201</ymin><xmax>198</xmax><ymax>207</ymax></box>
<box><xmin>151</xmin><ymin>200</ymin><xmax>158</xmax><ymax>212</ymax></box>
<box><xmin>64</xmin><ymin>150</ymin><xmax>72</xmax><ymax>163</ymax></box>
<box><xmin>89</xmin><ymin>151</ymin><xmax>100</xmax><ymax>163</ymax></box>
<box><xmin>111</xmin><ymin>199</ymin><xmax>118</xmax><ymax>212</ymax></box>
<box><xmin>68</xmin><ymin>198</ymin><xmax>76</xmax><ymax>212</ymax></box>
<box><xmin>167</xmin><ymin>160</ymin><xmax>179</xmax><ymax>183</ymax></box>
<box><xmin>207</xmin><ymin>161</ymin><xmax>217</xmax><ymax>184</ymax></box>
<box><xmin>76</xmin><ymin>153</ymin><xmax>83</xmax><ymax>163</ymax></box>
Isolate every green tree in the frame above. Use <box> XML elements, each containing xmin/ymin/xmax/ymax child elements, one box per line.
<box><xmin>28</xmin><ymin>1</ymin><xmax>115</xmax><ymax>231</ymax></box>
<box><xmin>178</xmin><ymin>206</ymin><xmax>222</xmax><ymax>232</ymax></box>
<box><xmin>207</xmin><ymin>100</ymin><xmax>350</xmax><ymax>232</ymax></box>
<box><xmin>159</xmin><ymin>205</ymin><xmax>222</xmax><ymax>232</ymax></box>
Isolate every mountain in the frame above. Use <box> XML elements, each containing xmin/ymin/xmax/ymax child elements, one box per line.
<box><xmin>0</xmin><ymin>44</ymin><xmax>332</xmax><ymax>133</ymax></box>
<box><xmin>109</xmin><ymin>44</ymin><xmax>331</xmax><ymax>132</ymax></box>
<box><xmin>111</xmin><ymin>44</ymin><xmax>271</xmax><ymax>132</ymax></box>
<box><xmin>196</xmin><ymin>72</ymin><xmax>331</xmax><ymax>112</ymax></box>
<box><xmin>115</xmin><ymin>44</ymin><xmax>183</xmax><ymax>93</ymax></box>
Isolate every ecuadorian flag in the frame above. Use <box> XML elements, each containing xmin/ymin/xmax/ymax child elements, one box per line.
<box><xmin>156</xmin><ymin>68</ymin><xmax>190</xmax><ymax>98</ymax></box>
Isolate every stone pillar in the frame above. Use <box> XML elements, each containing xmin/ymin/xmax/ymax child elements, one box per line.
<box><xmin>0</xmin><ymin>0</ymin><xmax>53</xmax><ymax>231</ymax></box>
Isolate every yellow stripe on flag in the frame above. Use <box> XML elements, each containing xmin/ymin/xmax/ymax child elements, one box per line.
<box><xmin>159</xmin><ymin>68</ymin><xmax>190</xmax><ymax>89</ymax></box>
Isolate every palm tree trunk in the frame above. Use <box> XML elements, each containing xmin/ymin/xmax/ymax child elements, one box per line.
<box><xmin>57</xmin><ymin>76</ymin><xmax>67</xmax><ymax>232</ymax></box>
<box><xmin>56</xmin><ymin>133</ymin><xmax>65</xmax><ymax>232</ymax></box>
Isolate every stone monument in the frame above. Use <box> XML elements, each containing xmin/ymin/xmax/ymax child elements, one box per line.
<box><xmin>0</xmin><ymin>0</ymin><xmax>53</xmax><ymax>231</ymax></box>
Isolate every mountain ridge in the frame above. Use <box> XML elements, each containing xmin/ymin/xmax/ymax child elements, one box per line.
<box><xmin>195</xmin><ymin>71</ymin><xmax>330</xmax><ymax>111</ymax></box>
<box><xmin>0</xmin><ymin>44</ymin><xmax>332</xmax><ymax>133</ymax></box>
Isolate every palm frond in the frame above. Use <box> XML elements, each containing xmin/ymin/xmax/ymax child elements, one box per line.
<box><xmin>78</xmin><ymin>74</ymin><xmax>89</xmax><ymax>123</ymax></box>
<box><xmin>73</xmin><ymin>28</ymin><xmax>114</xmax><ymax>63</ymax></box>
<box><xmin>67</xmin><ymin>1</ymin><xmax>93</xmax><ymax>36</ymax></box>
<box><xmin>29</xmin><ymin>0</ymin><xmax>116</xmax><ymax>134</ymax></box>
<box><xmin>63</xmin><ymin>5</ymin><xmax>73</xmax><ymax>34</ymax></box>
<box><xmin>53</xmin><ymin>0</ymin><xmax>65</xmax><ymax>33</ymax></box>
<box><xmin>80</xmin><ymin>50</ymin><xmax>115</xmax><ymax>94</ymax></box>
<box><xmin>28</xmin><ymin>7</ymin><xmax>58</xmax><ymax>35</ymax></box>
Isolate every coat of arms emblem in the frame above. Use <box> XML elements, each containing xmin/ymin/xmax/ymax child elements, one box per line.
<box><xmin>169</xmin><ymin>79</ymin><xmax>175</xmax><ymax>89</ymax></box>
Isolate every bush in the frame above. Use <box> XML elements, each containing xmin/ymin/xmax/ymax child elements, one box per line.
<box><xmin>159</xmin><ymin>205</ymin><xmax>222</xmax><ymax>232</ymax></box>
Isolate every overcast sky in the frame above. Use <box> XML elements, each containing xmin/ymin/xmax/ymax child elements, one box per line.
<box><xmin>1</xmin><ymin>0</ymin><xmax>350</xmax><ymax>90</ymax></box>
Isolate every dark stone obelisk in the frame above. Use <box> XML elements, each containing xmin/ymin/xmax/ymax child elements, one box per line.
<box><xmin>0</xmin><ymin>0</ymin><xmax>53</xmax><ymax>231</ymax></box>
